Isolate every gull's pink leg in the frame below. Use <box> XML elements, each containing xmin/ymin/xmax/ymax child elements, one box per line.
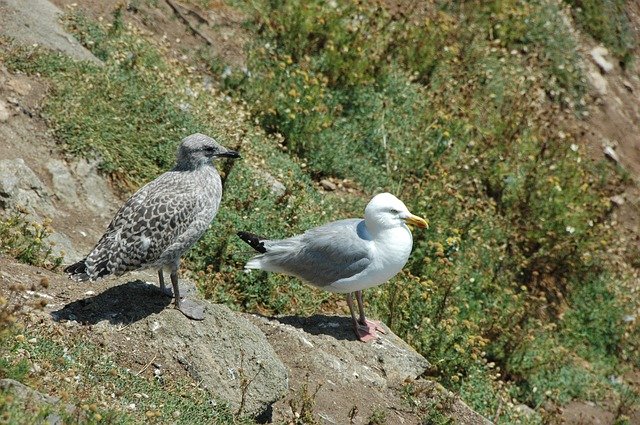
<box><xmin>346</xmin><ymin>292</ymin><xmax>384</xmax><ymax>342</ymax></box>
<box><xmin>355</xmin><ymin>290</ymin><xmax>386</xmax><ymax>338</ymax></box>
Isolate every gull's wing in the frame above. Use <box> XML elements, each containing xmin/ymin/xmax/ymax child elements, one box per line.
<box><xmin>259</xmin><ymin>218</ymin><xmax>372</xmax><ymax>287</ymax></box>
<box><xmin>83</xmin><ymin>172</ymin><xmax>212</xmax><ymax>278</ymax></box>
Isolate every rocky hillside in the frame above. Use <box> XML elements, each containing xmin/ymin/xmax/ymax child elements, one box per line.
<box><xmin>0</xmin><ymin>1</ymin><xmax>491</xmax><ymax>424</ymax></box>
<box><xmin>0</xmin><ymin>0</ymin><xmax>639</xmax><ymax>424</ymax></box>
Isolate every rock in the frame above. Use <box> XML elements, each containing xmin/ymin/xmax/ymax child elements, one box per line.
<box><xmin>590</xmin><ymin>46</ymin><xmax>614</xmax><ymax>74</ymax></box>
<box><xmin>610</xmin><ymin>194</ymin><xmax>625</xmax><ymax>207</ymax></box>
<box><xmin>588</xmin><ymin>70</ymin><xmax>608</xmax><ymax>96</ymax></box>
<box><xmin>603</xmin><ymin>146</ymin><xmax>620</xmax><ymax>164</ymax></box>
<box><xmin>0</xmin><ymin>0</ymin><xmax>101</xmax><ymax>64</ymax></box>
<box><xmin>0</xmin><ymin>157</ymin><xmax>55</xmax><ymax>216</ymax></box>
<box><xmin>0</xmin><ymin>378</ymin><xmax>75</xmax><ymax>424</ymax></box>
<box><xmin>46</xmin><ymin>159</ymin><xmax>80</xmax><ymax>206</ymax></box>
<box><xmin>515</xmin><ymin>403</ymin><xmax>536</xmax><ymax>418</ymax></box>
<box><xmin>251</xmin><ymin>314</ymin><xmax>429</xmax><ymax>387</ymax></box>
<box><xmin>249</xmin><ymin>314</ymin><xmax>435</xmax><ymax>423</ymax></box>
<box><xmin>49</xmin><ymin>279</ymin><xmax>288</xmax><ymax>420</ymax></box>
<box><xmin>0</xmin><ymin>378</ymin><xmax>59</xmax><ymax>405</ymax></box>
<box><xmin>623</xmin><ymin>80</ymin><xmax>633</xmax><ymax>93</ymax></box>
<box><xmin>256</xmin><ymin>170</ymin><xmax>286</xmax><ymax>197</ymax></box>
<box><xmin>320</xmin><ymin>179</ymin><xmax>337</xmax><ymax>191</ymax></box>
<box><xmin>0</xmin><ymin>99</ymin><xmax>9</xmax><ymax>122</ymax></box>
<box><xmin>154</xmin><ymin>304</ymin><xmax>288</xmax><ymax>420</ymax></box>
<box><xmin>70</xmin><ymin>159</ymin><xmax>118</xmax><ymax>217</ymax></box>
<box><xmin>45</xmin><ymin>231</ymin><xmax>83</xmax><ymax>263</ymax></box>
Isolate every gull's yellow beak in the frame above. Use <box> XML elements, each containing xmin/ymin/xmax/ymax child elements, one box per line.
<box><xmin>404</xmin><ymin>214</ymin><xmax>429</xmax><ymax>229</ymax></box>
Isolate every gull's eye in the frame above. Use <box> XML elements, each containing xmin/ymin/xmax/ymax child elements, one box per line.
<box><xmin>389</xmin><ymin>208</ymin><xmax>400</xmax><ymax>214</ymax></box>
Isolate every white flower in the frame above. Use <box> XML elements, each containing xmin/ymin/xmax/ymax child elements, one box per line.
<box><xmin>566</xmin><ymin>226</ymin><xmax>575</xmax><ymax>234</ymax></box>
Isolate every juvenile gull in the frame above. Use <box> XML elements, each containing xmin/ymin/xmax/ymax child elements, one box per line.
<box><xmin>237</xmin><ymin>193</ymin><xmax>428</xmax><ymax>341</ymax></box>
<box><xmin>65</xmin><ymin>133</ymin><xmax>239</xmax><ymax>320</ymax></box>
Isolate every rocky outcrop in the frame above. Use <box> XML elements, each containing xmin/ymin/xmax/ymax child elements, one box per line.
<box><xmin>0</xmin><ymin>158</ymin><xmax>55</xmax><ymax>216</ymax></box>
<box><xmin>0</xmin><ymin>249</ymin><xmax>494</xmax><ymax>424</ymax></box>
<box><xmin>0</xmin><ymin>68</ymin><xmax>119</xmax><ymax>262</ymax></box>
<box><xmin>249</xmin><ymin>314</ymin><xmax>490</xmax><ymax>424</ymax></box>
<box><xmin>0</xmin><ymin>0</ymin><xmax>101</xmax><ymax>64</ymax></box>
<box><xmin>251</xmin><ymin>314</ymin><xmax>430</xmax><ymax>389</ymax></box>
<box><xmin>48</xmin><ymin>277</ymin><xmax>288</xmax><ymax>420</ymax></box>
<box><xmin>149</xmin><ymin>302</ymin><xmax>289</xmax><ymax>419</ymax></box>
<box><xmin>46</xmin><ymin>157</ymin><xmax>120</xmax><ymax>216</ymax></box>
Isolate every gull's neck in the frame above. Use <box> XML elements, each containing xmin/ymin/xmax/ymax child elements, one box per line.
<box><xmin>364</xmin><ymin>220</ymin><xmax>411</xmax><ymax>241</ymax></box>
<box><xmin>173</xmin><ymin>158</ymin><xmax>215</xmax><ymax>172</ymax></box>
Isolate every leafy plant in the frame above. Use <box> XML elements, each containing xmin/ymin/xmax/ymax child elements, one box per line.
<box><xmin>0</xmin><ymin>213</ymin><xmax>62</xmax><ymax>269</ymax></box>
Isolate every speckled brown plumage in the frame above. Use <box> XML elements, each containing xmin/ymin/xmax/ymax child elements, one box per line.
<box><xmin>65</xmin><ymin>133</ymin><xmax>239</xmax><ymax>319</ymax></box>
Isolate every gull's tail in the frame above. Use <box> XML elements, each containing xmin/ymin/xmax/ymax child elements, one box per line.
<box><xmin>64</xmin><ymin>260</ymin><xmax>91</xmax><ymax>282</ymax></box>
<box><xmin>237</xmin><ymin>231</ymin><xmax>271</xmax><ymax>270</ymax></box>
<box><xmin>64</xmin><ymin>257</ymin><xmax>111</xmax><ymax>282</ymax></box>
<box><xmin>237</xmin><ymin>231</ymin><xmax>267</xmax><ymax>253</ymax></box>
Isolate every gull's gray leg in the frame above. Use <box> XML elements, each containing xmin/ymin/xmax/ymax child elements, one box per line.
<box><xmin>158</xmin><ymin>270</ymin><xmax>173</xmax><ymax>297</ymax></box>
<box><xmin>170</xmin><ymin>270</ymin><xmax>204</xmax><ymax>321</ymax></box>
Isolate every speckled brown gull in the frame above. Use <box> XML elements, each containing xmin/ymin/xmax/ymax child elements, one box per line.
<box><xmin>64</xmin><ymin>133</ymin><xmax>239</xmax><ymax>320</ymax></box>
<box><xmin>237</xmin><ymin>193</ymin><xmax>428</xmax><ymax>341</ymax></box>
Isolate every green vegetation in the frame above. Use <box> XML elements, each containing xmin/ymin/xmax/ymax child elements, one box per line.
<box><xmin>218</xmin><ymin>0</ymin><xmax>638</xmax><ymax>421</ymax></box>
<box><xmin>0</xmin><ymin>0</ymin><xmax>638</xmax><ymax>423</ymax></box>
<box><xmin>0</xmin><ymin>212</ymin><xmax>62</xmax><ymax>269</ymax></box>
<box><xmin>564</xmin><ymin>0</ymin><xmax>636</xmax><ymax>65</ymax></box>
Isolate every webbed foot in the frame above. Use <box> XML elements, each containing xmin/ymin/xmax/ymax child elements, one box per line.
<box><xmin>176</xmin><ymin>298</ymin><xmax>205</xmax><ymax>320</ymax></box>
<box><xmin>355</xmin><ymin>319</ymin><xmax>386</xmax><ymax>342</ymax></box>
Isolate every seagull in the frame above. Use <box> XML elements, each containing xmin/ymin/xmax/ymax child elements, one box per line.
<box><xmin>64</xmin><ymin>133</ymin><xmax>239</xmax><ymax>320</ymax></box>
<box><xmin>237</xmin><ymin>192</ymin><xmax>428</xmax><ymax>341</ymax></box>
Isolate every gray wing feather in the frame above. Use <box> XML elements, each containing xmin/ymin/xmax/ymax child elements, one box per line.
<box><xmin>262</xmin><ymin>219</ymin><xmax>372</xmax><ymax>287</ymax></box>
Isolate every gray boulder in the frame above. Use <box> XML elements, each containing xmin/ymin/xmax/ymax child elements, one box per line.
<box><xmin>0</xmin><ymin>0</ymin><xmax>101</xmax><ymax>64</ymax></box>
<box><xmin>0</xmin><ymin>157</ymin><xmax>55</xmax><ymax>216</ymax></box>
<box><xmin>248</xmin><ymin>314</ymin><xmax>438</xmax><ymax>424</ymax></box>
<box><xmin>50</xmin><ymin>279</ymin><xmax>288</xmax><ymax>420</ymax></box>
<box><xmin>150</xmin><ymin>303</ymin><xmax>289</xmax><ymax>419</ymax></box>
<box><xmin>46</xmin><ymin>158</ymin><xmax>117</xmax><ymax>218</ymax></box>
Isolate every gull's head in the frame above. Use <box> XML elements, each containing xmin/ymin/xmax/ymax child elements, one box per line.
<box><xmin>364</xmin><ymin>192</ymin><xmax>428</xmax><ymax>232</ymax></box>
<box><xmin>176</xmin><ymin>133</ymin><xmax>240</xmax><ymax>169</ymax></box>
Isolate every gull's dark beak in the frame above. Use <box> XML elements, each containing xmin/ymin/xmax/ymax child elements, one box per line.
<box><xmin>216</xmin><ymin>149</ymin><xmax>240</xmax><ymax>159</ymax></box>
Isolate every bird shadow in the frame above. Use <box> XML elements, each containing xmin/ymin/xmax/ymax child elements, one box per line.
<box><xmin>51</xmin><ymin>280</ymin><xmax>172</xmax><ymax>326</ymax></box>
<box><xmin>273</xmin><ymin>314</ymin><xmax>360</xmax><ymax>342</ymax></box>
